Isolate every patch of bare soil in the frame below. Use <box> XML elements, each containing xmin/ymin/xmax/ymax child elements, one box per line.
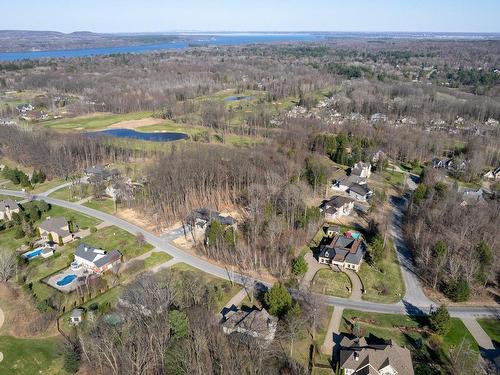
<box><xmin>117</xmin><ymin>208</ymin><xmax>159</xmax><ymax>234</ymax></box>
<box><xmin>172</xmin><ymin>235</ymin><xmax>277</xmax><ymax>284</ymax></box>
<box><xmin>108</xmin><ymin>117</ymin><xmax>164</xmax><ymax>129</ymax></box>
<box><xmin>0</xmin><ymin>284</ymin><xmax>58</xmax><ymax>338</ymax></box>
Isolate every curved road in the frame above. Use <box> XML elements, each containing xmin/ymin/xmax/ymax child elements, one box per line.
<box><xmin>1</xmin><ymin>188</ymin><xmax>498</xmax><ymax>318</ymax></box>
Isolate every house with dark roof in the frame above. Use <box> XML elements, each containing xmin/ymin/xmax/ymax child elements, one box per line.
<box><xmin>74</xmin><ymin>243</ymin><xmax>122</xmax><ymax>274</ymax></box>
<box><xmin>85</xmin><ymin>165</ymin><xmax>120</xmax><ymax>183</ymax></box>
<box><xmin>221</xmin><ymin>305</ymin><xmax>278</xmax><ymax>343</ymax></box>
<box><xmin>432</xmin><ymin>158</ymin><xmax>453</xmax><ymax>169</ymax></box>
<box><xmin>348</xmin><ymin>183</ymin><xmax>373</xmax><ymax>202</ymax></box>
<box><xmin>318</xmin><ymin>235</ymin><xmax>366</xmax><ymax>272</ymax></box>
<box><xmin>338</xmin><ymin>336</ymin><xmax>414</xmax><ymax>375</ymax></box>
<box><xmin>187</xmin><ymin>208</ymin><xmax>236</xmax><ymax>231</ymax></box>
<box><xmin>38</xmin><ymin>217</ymin><xmax>73</xmax><ymax>244</ymax></box>
<box><xmin>0</xmin><ymin>199</ymin><xmax>20</xmax><ymax>221</ymax></box>
<box><xmin>320</xmin><ymin>196</ymin><xmax>355</xmax><ymax>221</ymax></box>
<box><xmin>332</xmin><ymin>175</ymin><xmax>367</xmax><ymax>192</ymax></box>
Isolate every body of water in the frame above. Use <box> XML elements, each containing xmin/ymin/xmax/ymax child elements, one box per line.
<box><xmin>89</xmin><ymin>128</ymin><xmax>188</xmax><ymax>142</ymax></box>
<box><xmin>0</xmin><ymin>33</ymin><xmax>324</xmax><ymax>61</ymax></box>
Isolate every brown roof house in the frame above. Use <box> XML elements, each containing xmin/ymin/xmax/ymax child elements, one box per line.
<box><xmin>320</xmin><ymin>196</ymin><xmax>355</xmax><ymax>221</ymax></box>
<box><xmin>38</xmin><ymin>217</ymin><xmax>73</xmax><ymax>245</ymax></box>
<box><xmin>339</xmin><ymin>336</ymin><xmax>414</xmax><ymax>375</ymax></box>
<box><xmin>318</xmin><ymin>235</ymin><xmax>366</xmax><ymax>272</ymax></box>
<box><xmin>221</xmin><ymin>305</ymin><xmax>278</xmax><ymax>344</ymax></box>
<box><xmin>0</xmin><ymin>199</ymin><xmax>20</xmax><ymax>221</ymax></box>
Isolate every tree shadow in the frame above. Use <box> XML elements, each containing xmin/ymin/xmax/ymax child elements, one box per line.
<box><xmin>402</xmin><ymin>300</ymin><xmax>429</xmax><ymax>325</ymax></box>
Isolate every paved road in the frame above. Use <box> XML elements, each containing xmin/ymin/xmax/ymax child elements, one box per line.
<box><xmin>390</xmin><ymin>195</ymin><xmax>433</xmax><ymax>309</ymax></box>
<box><xmin>461</xmin><ymin>317</ymin><xmax>496</xmax><ymax>350</ymax></box>
<box><xmin>322</xmin><ymin>307</ymin><xmax>343</xmax><ymax>355</ymax></box>
<box><xmin>1</xmin><ymin>188</ymin><xmax>498</xmax><ymax>318</ymax></box>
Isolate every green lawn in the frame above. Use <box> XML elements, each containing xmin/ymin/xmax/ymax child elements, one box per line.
<box><xmin>477</xmin><ymin>318</ymin><xmax>500</xmax><ymax>346</ymax></box>
<box><xmin>83</xmin><ymin>198</ymin><xmax>116</xmax><ymax>215</ymax></box>
<box><xmin>75</xmin><ymin>226</ymin><xmax>153</xmax><ymax>260</ymax></box>
<box><xmin>383</xmin><ymin>170</ymin><xmax>405</xmax><ymax>187</ymax></box>
<box><xmin>358</xmin><ymin>242</ymin><xmax>405</xmax><ymax>303</ymax></box>
<box><xmin>0</xmin><ymin>336</ymin><xmax>67</xmax><ymax>375</ymax></box>
<box><xmin>137</xmin><ymin>120</ymin><xmax>206</xmax><ymax>137</ymax></box>
<box><xmin>42</xmin><ymin>111</ymin><xmax>152</xmax><ymax>130</ymax></box>
<box><xmin>41</xmin><ymin>203</ymin><xmax>101</xmax><ymax>230</ymax></box>
<box><xmin>48</xmin><ymin>185</ymin><xmax>91</xmax><ymax>202</ymax></box>
<box><xmin>341</xmin><ymin>309</ymin><xmax>478</xmax><ymax>354</ymax></box>
<box><xmin>311</xmin><ymin>269</ymin><xmax>351</xmax><ymax>298</ymax></box>
<box><xmin>0</xmin><ymin>227</ymin><xmax>28</xmax><ymax>252</ymax></box>
<box><xmin>1</xmin><ymin>178</ymin><xmax>67</xmax><ymax>194</ymax></box>
<box><xmin>144</xmin><ymin>251</ymin><xmax>173</xmax><ymax>268</ymax></box>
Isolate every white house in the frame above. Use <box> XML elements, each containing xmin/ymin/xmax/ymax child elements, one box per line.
<box><xmin>351</xmin><ymin>162</ymin><xmax>372</xmax><ymax>179</ymax></box>
<box><xmin>348</xmin><ymin>183</ymin><xmax>373</xmax><ymax>202</ymax></box>
<box><xmin>484</xmin><ymin>167</ymin><xmax>500</xmax><ymax>180</ymax></box>
<box><xmin>74</xmin><ymin>244</ymin><xmax>122</xmax><ymax>274</ymax></box>
<box><xmin>70</xmin><ymin>309</ymin><xmax>84</xmax><ymax>325</ymax></box>
<box><xmin>0</xmin><ymin>199</ymin><xmax>20</xmax><ymax>221</ymax></box>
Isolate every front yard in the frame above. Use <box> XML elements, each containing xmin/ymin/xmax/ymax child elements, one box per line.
<box><xmin>341</xmin><ymin>309</ymin><xmax>479</xmax><ymax>371</ymax></box>
<box><xmin>358</xmin><ymin>241</ymin><xmax>405</xmax><ymax>303</ymax></box>
<box><xmin>311</xmin><ymin>269</ymin><xmax>351</xmax><ymax>298</ymax></box>
<box><xmin>74</xmin><ymin>226</ymin><xmax>153</xmax><ymax>260</ymax></box>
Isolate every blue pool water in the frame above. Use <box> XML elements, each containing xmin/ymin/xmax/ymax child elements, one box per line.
<box><xmin>23</xmin><ymin>248</ymin><xmax>43</xmax><ymax>260</ymax></box>
<box><xmin>56</xmin><ymin>274</ymin><xmax>77</xmax><ymax>286</ymax></box>
<box><xmin>224</xmin><ymin>95</ymin><xmax>252</xmax><ymax>102</ymax></box>
<box><xmin>88</xmin><ymin>128</ymin><xmax>188</xmax><ymax>142</ymax></box>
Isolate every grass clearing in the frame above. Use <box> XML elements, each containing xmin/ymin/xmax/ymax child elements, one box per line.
<box><xmin>144</xmin><ymin>251</ymin><xmax>173</xmax><ymax>268</ymax></box>
<box><xmin>311</xmin><ymin>269</ymin><xmax>351</xmax><ymax>298</ymax></box>
<box><xmin>42</xmin><ymin>203</ymin><xmax>101</xmax><ymax>230</ymax></box>
<box><xmin>477</xmin><ymin>318</ymin><xmax>500</xmax><ymax>346</ymax></box>
<box><xmin>83</xmin><ymin>198</ymin><xmax>116</xmax><ymax>215</ymax></box>
<box><xmin>75</xmin><ymin>225</ymin><xmax>153</xmax><ymax>260</ymax></box>
<box><xmin>383</xmin><ymin>170</ymin><xmax>405</xmax><ymax>187</ymax></box>
<box><xmin>358</xmin><ymin>242</ymin><xmax>404</xmax><ymax>303</ymax></box>
<box><xmin>341</xmin><ymin>309</ymin><xmax>478</xmax><ymax>360</ymax></box>
<box><xmin>42</xmin><ymin>112</ymin><xmax>152</xmax><ymax>130</ymax></box>
<box><xmin>0</xmin><ymin>336</ymin><xmax>67</xmax><ymax>375</ymax></box>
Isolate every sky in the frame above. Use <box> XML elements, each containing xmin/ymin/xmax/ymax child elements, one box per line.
<box><xmin>3</xmin><ymin>0</ymin><xmax>500</xmax><ymax>33</ymax></box>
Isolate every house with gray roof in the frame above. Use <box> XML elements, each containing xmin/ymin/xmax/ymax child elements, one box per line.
<box><xmin>351</xmin><ymin>162</ymin><xmax>372</xmax><ymax>179</ymax></box>
<box><xmin>348</xmin><ymin>183</ymin><xmax>373</xmax><ymax>202</ymax></box>
<box><xmin>221</xmin><ymin>305</ymin><xmax>278</xmax><ymax>343</ymax></box>
<box><xmin>339</xmin><ymin>336</ymin><xmax>414</xmax><ymax>375</ymax></box>
<box><xmin>320</xmin><ymin>196</ymin><xmax>355</xmax><ymax>221</ymax></box>
<box><xmin>74</xmin><ymin>243</ymin><xmax>122</xmax><ymax>274</ymax></box>
<box><xmin>318</xmin><ymin>235</ymin><xmax>366</xmax><ymax>272</ymax></box>
<box><xmin>38</xmin><ymin>217</ymin><xmax>73</xmax><ymax>244</ymax></box>
<box><xmin>187</xmin><ymin>208</ymin><xmax>237</xmax><ymax>230</ymax></box>
<box><xmin>0</xmin><ymin>199</ymin><xmax>20</xmax><ymax>221</ymax></box>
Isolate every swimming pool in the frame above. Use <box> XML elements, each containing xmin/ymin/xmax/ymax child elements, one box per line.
<box><xmin>56</xmin><ymin>274</ymin><xmax>77</xmax><ymax>286</ymax></box>
<box><xmin>22</xmin><ymin>248</ymin><xmax>43</xmax><ymax>260</ymax></box>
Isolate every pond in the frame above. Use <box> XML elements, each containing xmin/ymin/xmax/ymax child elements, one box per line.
<box><xmin>224</xmin><ymin>95</ymin><xmax>252</xmax><ymax>102</ymax></box>
<box><xmin>88</xmin><ymin>128</ymin><xmax>188</xmax><ymax>142</ymax></box>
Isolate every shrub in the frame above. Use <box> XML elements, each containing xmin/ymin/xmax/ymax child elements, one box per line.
<box><xmin>90</xmin><ymin>226</ymin><xmax>98</xmax><ymax>233</ymax></box>
<box><xmin>444</xmin><ymin>278</ymin><xmax>470</xmax><ymax>302</ymax></box>
<box><xmin>264</xmin><ymin>282</ymin><xmax>292</xmax><ymax>318</ymax></box>
<box><xmin>292</xmin><ymin>255</ymin><xmax>308</xmax><ymax>276</ymax></box>
<box><xmin>429</xmin><ymin>305</ymin><xmax>451</xmax><ymax>335</ymax></box>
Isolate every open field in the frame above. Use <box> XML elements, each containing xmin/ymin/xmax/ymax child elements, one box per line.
<box><xmin>0</xmin><ymin>336</ymin><xmax>67</xmax><ymax>375</ymax></box>
<box><xmin>358</xmin><ymin>241</ymin><xmax>405</xmax><ymax>303</ymax></box>
<box><xmin>144</xmin><ymin>251</ymin><xmax>173</xmax><ymax>268</ymax></box>
<box><xmin>83</xmin><ymin>198</ymin><xmax>116</xmax><ymax>215</ymax></box>
<box><xmin>311</xmin><ymin>269</ymin><xmax>351</xmax><ymax>298</ymax></box>
<box><xmin>41</xmin><ymin>112</ymin><xmax>152</xmax><ymax>130</ymax></box>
